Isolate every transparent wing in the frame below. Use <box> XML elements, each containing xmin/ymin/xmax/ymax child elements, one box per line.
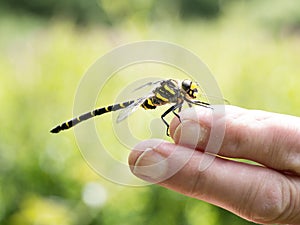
<box><xmin>116</xmin><ymin>95</ymin><xmax>152</xmax><ymax>123</ymax></box>
<box><xmin>132</xmin><ymin>80</ymin><xmax>163</xmax><ymax>92</ymax></box>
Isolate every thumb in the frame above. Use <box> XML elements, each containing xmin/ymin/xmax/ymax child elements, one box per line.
<box><xmin>128</xmin><ymin>139</ymin><xmax>197</xmax><ymax>183</ymax></box>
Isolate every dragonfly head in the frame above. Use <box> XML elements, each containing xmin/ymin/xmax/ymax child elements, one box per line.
<box><xmin>181</xmin><ymin>79</ymin><xmax>199</xmax><ymax>99</ymax></box>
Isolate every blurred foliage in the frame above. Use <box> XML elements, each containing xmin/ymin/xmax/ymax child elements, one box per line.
<box><xmin>1</xmin><ymin>0</ymin><xmax>300</xmax><ymax>225</ymax></box>
<box><xmin>0</xmin><ymin>0</ymin><xmax>228</xmax><ymax>24</ymax></box>
<box><xmin>180</xmin><ymin>0</ymin><xmax>221</xmax><ymax>19</ymax></box>
<box><xmin>0</xmin><ymin>0</ymin><xmax>109</xmax><ymax>24</ymax></box>
<box><xmin>249</xmin><ymin>0</ymin><xmax>300</xmax><ymax>36</ymax></box>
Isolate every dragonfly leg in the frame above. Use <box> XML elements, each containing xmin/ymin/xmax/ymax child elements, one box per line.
<box><xmin>185</xmin><ymin>98</ymin><xmax>212</xmax><ymax>109</ymax></box>
<box><xmin>172</xmin><ymin>110</ymin><xmax>181</xmax><ymax>123</ymax></box>
<box><xmin>178</xmin><ymin>105</ymin><xmax>182</xmax><ymax>112</ymax></box>
<box><xmin>161</xmin><ymin>103</ymin><xmax>182</xmax><ymax>136</ymax></box>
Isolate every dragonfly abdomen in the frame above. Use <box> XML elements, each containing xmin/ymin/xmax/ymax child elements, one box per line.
<box><xmin>140</xmin><ymin>95</ymin><xmax>170</xmax><ymax>110</ymax></box>
<box><xmin>141</xmin><ymin>98</ymin><xmax>157</xmax><ymax>110</ymax></box>
<box><xmin>50</xmin><ymin>100</ymin><xmax>135</xmax><ymax>134</ymax></box>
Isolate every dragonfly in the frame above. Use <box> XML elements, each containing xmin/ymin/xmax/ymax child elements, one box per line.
<box><xmin>50</xmin><ymin>79</ymin><xmax>212</xmax><ymax>136</ymax></box>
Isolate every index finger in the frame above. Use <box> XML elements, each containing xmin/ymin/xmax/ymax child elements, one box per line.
<box><xmin>170</xmin><ymin>105</ymin><xmax>300</xmax><ymax>175</ymax></box>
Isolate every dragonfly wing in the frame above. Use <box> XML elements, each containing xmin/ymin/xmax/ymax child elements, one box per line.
<box><xmin>117</xmin><ymin>79</ymin><xmax>166</xmax><ymax>123</ymax></box>
<box><xmin>116</xmin><ymin>96</ymin><xmax>149</xmax><ymax>123</ymax></box>
<box><xmin>132</xmin><ymin>80</ymin><xmax>163</xmax><ymax>92</ymax></box>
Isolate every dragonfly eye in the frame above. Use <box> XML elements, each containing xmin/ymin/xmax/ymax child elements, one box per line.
<box><xmin>182</xmin><ymin>79</ymin><xmax>192</xmax><ymax>92</ymax></box>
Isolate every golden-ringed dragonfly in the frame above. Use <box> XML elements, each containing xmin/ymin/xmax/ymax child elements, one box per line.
<box><xmin>50</xmin><ymin>79</ymin><xmax>211</xmax><ymax>136</ymax></box>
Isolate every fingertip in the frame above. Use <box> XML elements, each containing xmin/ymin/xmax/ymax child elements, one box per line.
<box><xmin>170</xmin><ymin>108</ymin><xmax>212</xmax><ymax>149</ymax></box>
<box><xmin>128</xmin><ymin>139</ymin><xmax>176</xmax><ymax>182</ymax></box>
<box><xmin>128</xmin><ymin>146</ymin><xmax>143</xmax><ymax>171</ymax></box>
<box><xmin>128</xmin><ymin>138</ymin><xmax>173</xmax><ymax>167</ymax></box>
<box><xmin>128</xmin><ymin>139</ymin><xmax>165</xmax><ymax>167</ymax></box>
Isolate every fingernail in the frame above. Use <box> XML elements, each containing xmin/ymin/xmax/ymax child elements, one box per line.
<box><xmin>173</xmin><ymin>120</ymin><xmax>209</xmax><ymax>148</ymax></box>
<box><xmin>133</xmin><ymin>148</ymin><xmax>168</xmax><ymax>181</ymax></box>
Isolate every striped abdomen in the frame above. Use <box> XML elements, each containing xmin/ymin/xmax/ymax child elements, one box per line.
<box><xmin>50</xmin><ymin>100</ymin><xmax>134</xmax><ymax>133</ymax></box>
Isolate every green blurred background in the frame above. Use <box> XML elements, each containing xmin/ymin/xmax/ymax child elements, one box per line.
<box><xmin>1</xmin><ymin>0</ymin><xmax>300</xmax><ymax>224</ymax></box>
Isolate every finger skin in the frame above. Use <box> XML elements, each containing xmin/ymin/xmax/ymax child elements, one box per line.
<box><xmin>170</xmin><ymin>106</ymin><xmax>300</xmax><ymax>175</ymax></box>
<box><xmin>129</xmin><ymin>140</ymin><xmax>300</xmax><ymax>224</ymax></box>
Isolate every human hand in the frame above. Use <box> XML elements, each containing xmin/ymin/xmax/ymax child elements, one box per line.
<box><xmin>128</xmin><ymin>106</ymin><xmax>300</xmax><ymax>224</ymax></box>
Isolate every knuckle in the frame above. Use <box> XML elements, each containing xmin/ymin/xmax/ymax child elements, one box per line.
<box><xmin>242</xmin><ymin>174</ymin><xmax>289</xmax><ymax>224</ymax></box>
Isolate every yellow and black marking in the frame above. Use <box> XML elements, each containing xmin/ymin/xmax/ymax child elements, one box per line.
<box><xmin>50</xmin><ymin>100</ymin><xmax>134</xmax><ymax>133</ymax></box>
<box><xmin>50</xmin><ymin>79</ymin><xmax>212</xmax><ymax>136</ymax></box>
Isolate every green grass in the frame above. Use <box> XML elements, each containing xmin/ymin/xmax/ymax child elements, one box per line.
<box><xmin>1</xmin><ymin>1</ymin><xmax>300</xmax><ymax>224</ymax></box>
